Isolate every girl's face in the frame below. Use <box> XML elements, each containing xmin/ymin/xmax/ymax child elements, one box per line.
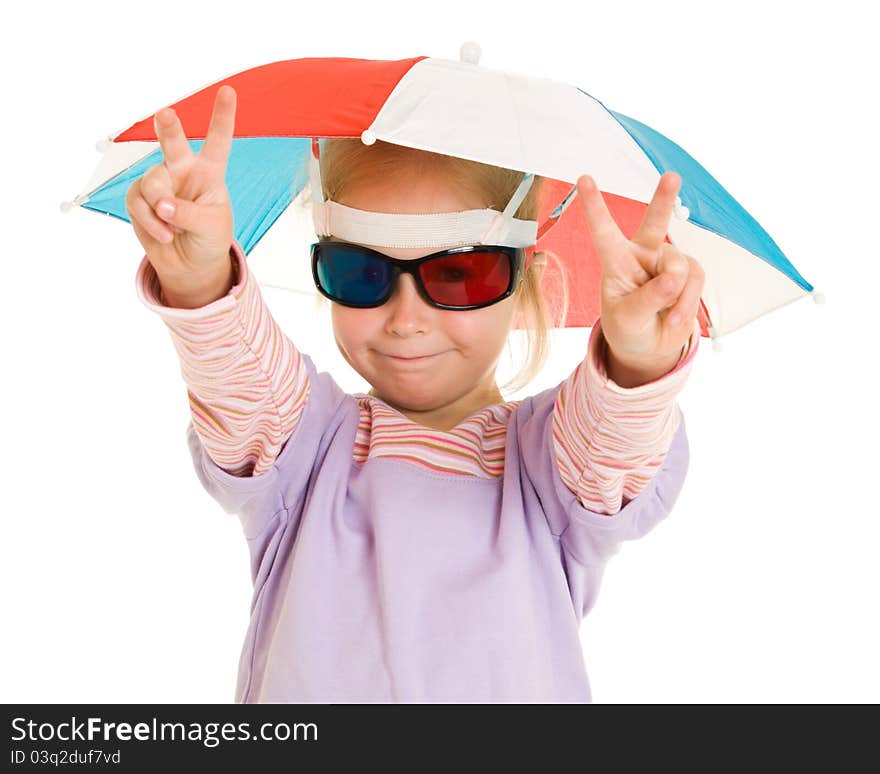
<box><xmin>329</xmin><ymin>167</ymin><xmax>523</xmax><ymax>430</ymax></box>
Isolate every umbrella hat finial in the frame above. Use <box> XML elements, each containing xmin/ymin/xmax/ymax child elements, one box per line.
<box><xmin>460</xmin><ymin>41</ymin><xmax>482</xmax><ymax>65</ymax></box>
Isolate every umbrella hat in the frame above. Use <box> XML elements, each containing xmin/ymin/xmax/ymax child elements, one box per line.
<box><xmin>65</xmin><ymin>42</ymin><xmax>821</xmax><ymax>346</ymax></box>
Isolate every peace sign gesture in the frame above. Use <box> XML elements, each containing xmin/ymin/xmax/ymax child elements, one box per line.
<box><xmin>576</xmin><ymin>171</ymin><xmax>705</xmax><ymax>386</ymax></box>
<box><xmin>125</xmin><ymin>85</ymin><xmax>238</xmax><ymax>306</ymax></box>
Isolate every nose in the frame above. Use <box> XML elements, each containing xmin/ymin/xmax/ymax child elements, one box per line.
<box><xmin>384</xmin><ymin>272</ymin><xmax>432</xmax><ymax>336</ymax></box>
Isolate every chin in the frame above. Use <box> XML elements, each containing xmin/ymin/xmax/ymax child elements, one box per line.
<box><xmin>381</xmin><ymin>389</ymin><xmax>432</xmax><ymax>410</ymax></box>
<box><xmin>371</xmin><ymin>382</ymin><xmax>438</xmax><ymax>410</ymax></box>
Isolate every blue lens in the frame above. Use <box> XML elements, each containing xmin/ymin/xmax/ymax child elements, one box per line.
<box><xmin>316</xmin><ymin>246</ymin><xmax>393</xmax><ymax>304</ymax></box>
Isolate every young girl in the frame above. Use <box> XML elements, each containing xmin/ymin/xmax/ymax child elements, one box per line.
<box><xmin>127</xmin><ymin>85</ymin><xmax>703</xmax><ymax>703</ymax></box>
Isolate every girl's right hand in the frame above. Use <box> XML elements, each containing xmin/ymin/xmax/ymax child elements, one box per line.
<box><xmin>125</xmin><ymin>85</ymin><xmax>237</xmax><ymax>291</ymax></box>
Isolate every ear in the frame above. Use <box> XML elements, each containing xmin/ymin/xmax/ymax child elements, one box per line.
<box><xmin>513</xmin><ymin>251</ymin><xmax>544</xmax><ymax>321</ymax></box>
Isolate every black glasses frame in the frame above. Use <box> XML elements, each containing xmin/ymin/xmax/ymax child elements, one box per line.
<box><xmin>310</xmin><ymin>241</ymin><xmax>527</xmax><ymax>311</ymax></box>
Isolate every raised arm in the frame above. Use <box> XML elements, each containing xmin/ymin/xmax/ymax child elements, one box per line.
<box><xmin>136</xmin><ymin>239</ymin><xmax>310</xmax><ymax>477</ymax></box>
<box><xmin>552</xmin><ymin>316</ymin><xmax>699</xmax><ymax>514</ymax></box>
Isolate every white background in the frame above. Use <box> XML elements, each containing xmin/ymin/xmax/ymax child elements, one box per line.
<box><xmin>2</xmin><ymin>0</ymin><xmax>877</xmax><ymax>703</ymax></box>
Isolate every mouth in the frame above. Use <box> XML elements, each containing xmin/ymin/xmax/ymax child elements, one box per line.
<box><xmin>381</xmin><ymin>352</ymin><xmax>444</xmax><ymax>362</ymax></box>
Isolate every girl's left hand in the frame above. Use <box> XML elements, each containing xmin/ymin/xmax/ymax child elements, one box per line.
<box><xmin>576</xmin><ymin>171</ymin><xmax>705</xmax><ymax>383</ymax></box>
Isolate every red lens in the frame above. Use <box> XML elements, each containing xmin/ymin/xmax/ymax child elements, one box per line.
<box><xmin>419</xmin><ymin>251</ymin><xmax>511</xmax><ymax>306</ymax></box>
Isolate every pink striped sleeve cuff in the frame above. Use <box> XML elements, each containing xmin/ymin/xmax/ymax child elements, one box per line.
<box><xmin>552</xmin><ymin>317</ymin><xmax>700</xmax><ymax>515</ymax></box>
<box><xmin>134</xmin><ymin>241</ymin><xmax>310</xmax><ymax>478</ymax></box>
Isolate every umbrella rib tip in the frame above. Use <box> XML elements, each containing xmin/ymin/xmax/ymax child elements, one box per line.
<box><xmin>707</xmin><ymin>324</ymin><xmax>724</xmax><ymax>353</ymax></box>
<box><xmin>60</xmin><ymin>194</ymin><xmax>89</xmax><ymax>213</ymax></box>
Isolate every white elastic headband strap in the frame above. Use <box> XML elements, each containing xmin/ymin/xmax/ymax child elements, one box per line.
<box><xmin>308</xmin><ymin>139</ymin><xmax>538</xmax><ymax>249</ymax></box>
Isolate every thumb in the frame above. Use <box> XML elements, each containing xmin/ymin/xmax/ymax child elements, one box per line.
<box><xmin>617</xmin><ymin>270</ymin><xmax>684</xmax><ymax>323</ymax></box>
<box><xmin>155</xmin><ymin>195</ymin><xmax>220</xmax><ymax>235</ymax></box>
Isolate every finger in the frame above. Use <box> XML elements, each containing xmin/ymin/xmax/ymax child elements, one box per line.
<box><xmin>138</xmin><ymin>166</ymin><xmax>185</xmax><ymax>233</ymax></box>
<box><xmin>126</xmin><ymin>183</ymin><xmax>174</xmax><ymax>244</ymax></box>
<box><xmin>655</xmin><ymin>240</ymin><xmax>690</xmax><ymax>292</ymax></box>
<box><xmin>153</xmin><ymin>106</ymin><xmax>195</xmax><ymax>177</ymax></box>
<box><xmin>577</xmin><ymin>174</ymin><xmax>629</xmax><ymax>270</ymax></box>
<box><xmin>139</xmin><ymin>162</ymin><xmax>175</xmax><ymax>208</ymax></box>
<box><xmin>632</xmin><ymin>172</ymin><xmax>681</xmax><ymax>254</ymax></box>
<box><xmin>616</xmin><ymin>247</ymin><xmax>690</xmax><ymax>324</ymax></box>
<box><xmin>199</xmin><ymin>85</ymin><xmax>236</xmax><ymax>168</ymax></box>
<box><xmin>665</xmin><ymin>256</ymin><xmax>705</xmax><ymax>328</ymax></box>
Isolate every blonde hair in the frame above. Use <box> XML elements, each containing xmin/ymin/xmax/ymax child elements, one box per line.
<box><xmin>310</xmin><ymin>138</ymin><xmax>569</xmax><ymax>395</ymax></box>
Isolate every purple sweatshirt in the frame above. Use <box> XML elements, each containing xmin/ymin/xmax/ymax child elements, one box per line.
<box><xmin>186</xmin><ymin>351</ymin><xmax>690</xmax><ymax>703</ymax></box>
